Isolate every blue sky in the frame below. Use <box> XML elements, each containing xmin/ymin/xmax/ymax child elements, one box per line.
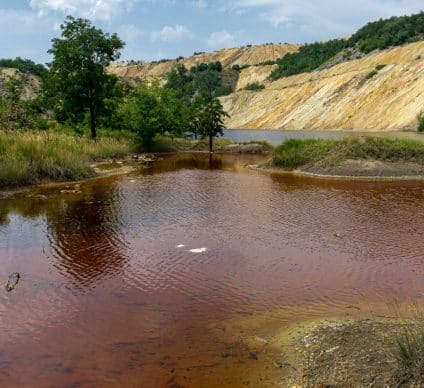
<box><xmin>0</xmin><ymin>0</ymin><xmax>423</xmax><ymax>64</ymax></box>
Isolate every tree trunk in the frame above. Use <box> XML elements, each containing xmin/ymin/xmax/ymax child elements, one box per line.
<box><xmin>209</xmin><ymin>134</ymin><xmax>213</xmax><ymax>153</ymax></box>
<box><xmin>89</xmin><ymin>103</ymin><xmax>96</xmax><ymax>140</ymax></box>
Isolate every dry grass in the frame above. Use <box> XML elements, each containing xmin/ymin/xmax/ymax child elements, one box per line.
<box><xmin>0</xmin><ymin>131</ymin><xmax>133</xmax><ymax>187</ymax></box>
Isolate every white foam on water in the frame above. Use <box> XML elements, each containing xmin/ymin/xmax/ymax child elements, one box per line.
<box><xmin>189</xmin><ymin>248</ymin><xmax>207</xmax><ymax>253</ymax></box>
<box><xmin>176</xmin><ymin>244</ymin><xmax>185</xmax><ymax>248</ymax></box>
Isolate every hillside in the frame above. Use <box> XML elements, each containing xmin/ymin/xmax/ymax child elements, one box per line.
<box><xmin>0</xmin><ymin>68</ymin><xmax>41</xmax><ymax>100</ymax></box>
<box><xmin>222</xmin><ymin>41</ymin><xmax>424</xmax><ymax>131</ymax></box>
<box><xmin>107</xmin><ymin>43</ymin><xmax>299</xmax><ymax>85</ymax></box>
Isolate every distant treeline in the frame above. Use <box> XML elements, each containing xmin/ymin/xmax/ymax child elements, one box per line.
<box><xmin>166</xmin><ymin>61</ymin><xmax>233</xmax><ymax>98</ymax></box>
<box><xmin>270</xmin><ymin>12</ymin><xmax>424</xmax><ymax>81</ymax></box>
<box><xmin>0</xmin><ymin>57</ymin><xmax>46</xmax><ymax>77</ymax></box>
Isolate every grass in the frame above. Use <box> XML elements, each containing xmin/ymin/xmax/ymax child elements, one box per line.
<box><xmin>396</xmin><ymin>322</ymin><xmax>424</xmax><ymax>383</ymax></box>
<box><xmin>273</xmin><ymin>136</ymin><xmax>424</xmax><ymax>169</ymax></box>
<box><xmin>150</xmin><ymin>134</ymin><xmax>234</xmax><ymax>152</ymax></box>
<box><xmin>0</xmin><ymin>131</ymin><xmax>133</xmax><ymax>188</ymax></box>
<box><xmin>393</xmin><ymin>305</ymin><xmax>424</xmax><ymax>385</ymax></box>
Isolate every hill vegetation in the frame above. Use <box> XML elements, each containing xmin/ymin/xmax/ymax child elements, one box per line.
<box><xmin>270</xmin><ymin>12</ymin><xmax>424</xmax><ymax>80</ymax></box>
<box><xmin>0</xmin><ymin>57</ymin><xmax>46</xmax><ymax>77</ymax></box>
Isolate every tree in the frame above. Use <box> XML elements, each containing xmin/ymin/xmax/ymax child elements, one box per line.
<box><xmin>45</xmin><ymin>16</ymin><xmax>124</xmax><ymax>139</ymax></box>
<box><xmin>198</xmin><ymin>94</ymin><xmax>229</xmax><ymax>153</ymax></box>
<box><xmin>120</xmin><ymin>81</ymin><xmax>184</xmax><ymax>150</ymax></box>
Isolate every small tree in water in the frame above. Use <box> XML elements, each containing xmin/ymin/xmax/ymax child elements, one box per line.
<box><xmin>198</xmin><ymin>94</ymin><xmax>229</xmax><ymax>153</ymax></box>
<box><xmin>45</xmin><ymin>16</ymin><xmax>124</xmax><ymax>139</ymax></box>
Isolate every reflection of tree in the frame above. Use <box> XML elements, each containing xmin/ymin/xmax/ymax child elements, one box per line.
<box><xmin>0</xmin><ymin>182</ymin><xmax>128</xmax><ymax>286</ymax></box>
<box><xmin>45</xmin><ymin>182</ymin><xmax>128</xmax><ymax>286</ymax></box>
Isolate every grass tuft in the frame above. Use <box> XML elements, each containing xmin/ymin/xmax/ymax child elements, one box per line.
<box><xmin>273</xmin><ymin>136</ymin><xmax>424</xmax><ymax>169</ymax></box>
<box><xmin>0</xmin><ymin>131</ymin><xmax>133</xmax><ymax>188</ymax></box>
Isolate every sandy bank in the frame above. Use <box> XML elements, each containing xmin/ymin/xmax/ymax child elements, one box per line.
<box><xmin>253</xmin><ymin>158</ymin><xmax>424</xmax><ymax>181</ymax></box>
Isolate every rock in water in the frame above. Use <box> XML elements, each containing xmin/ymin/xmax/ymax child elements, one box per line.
<box><xmin>5</xmin><ymin>272</ymin><xmax>20</xmax><ymax>292</ymax></box>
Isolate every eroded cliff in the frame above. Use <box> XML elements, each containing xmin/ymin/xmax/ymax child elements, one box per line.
<box><xmin>222</xmin><ymin>42</ymin><xmax>424</xmax><ymax>131</ymax></box>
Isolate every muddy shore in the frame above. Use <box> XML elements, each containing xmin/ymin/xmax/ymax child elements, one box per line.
<box><xmin>253</xmin><ymin>158</ymin><xmax>424</xmax><ymax>181</ymax></box>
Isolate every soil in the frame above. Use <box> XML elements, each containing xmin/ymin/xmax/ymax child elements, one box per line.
<box><xmin>255</xmin><ymin>159</ymin><xmax>424</xmax><ymax>180</ymax></box>
<box><xmin>275</xmin><ymin>318</ymin><xmax>419</xmax><ymax>387</ymax></box>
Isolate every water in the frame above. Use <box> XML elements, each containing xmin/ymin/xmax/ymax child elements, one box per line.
<box><xmin>1</xmin><ymin>153</ymin><xmax>424</xmax><ymax>386</ymax></box>
<box><xmin>223</xmin><ymin>128</ymin><xmax>424</xmax><ymax>145</ymax></box>
<box><xmin>223</xmin><ymin>129</ymin><xmax>349</xmax><ymax>145</ymax></box>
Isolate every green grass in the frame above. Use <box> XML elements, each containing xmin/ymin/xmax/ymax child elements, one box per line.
<box><xmin>273</xmin><ymin>136</ymin><xmax>424</xmax><ymax>169</ymax></box>
<box><xmin>0</xmin><ymin>131</ymin><xmax>133</xmax><ymax>188</ymax></box>
<box><xmin>396</xmin><ymin>323</ymin><xmax>424</xmax><ymax>383</ymax></box>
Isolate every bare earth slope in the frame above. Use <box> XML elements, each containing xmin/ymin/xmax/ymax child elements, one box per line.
<box><xmin>0</xmin><ymin>68</ymin><xmax>40</xmax><ymax>100</ymax></box>
<box><xmin>107</xmin><ymin>43</ymin><xmax>298</xmax><ymax>82</ymax></box>
<box><xmin>222</xmin><ymin>41</ymin><xmax>424</xmax><ymax>131</ymax></box>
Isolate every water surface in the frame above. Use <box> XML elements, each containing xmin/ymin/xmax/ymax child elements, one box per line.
<box><xmin>1</xmin><ymin>153</ymin><xmax>424</xmax><ymax>386</ymax></box>
<box><xmin>224</xmin><ymin>128</ymin><xmax>424</xmax><ymax>145</ymax></box>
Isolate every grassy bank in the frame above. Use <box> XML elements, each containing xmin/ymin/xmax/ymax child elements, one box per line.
<box><xmin>0</xmin><ymin>131</ymin><xmax>133</xmax><ymax>188</ymax></box>
<box><xmin>151</xmin><ymin>134</ymin><xmax>273</xmax><ymax>153</ymax></box>
<box><xmin>273</xmin><ymin>136</ymin><xmax>424</xmax><ymax>169</ymax></box>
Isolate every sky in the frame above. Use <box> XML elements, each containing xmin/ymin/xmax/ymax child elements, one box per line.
<box><xmin>0</xmin><ymin>0</ymin><xmax>423</xmax><ymax>65</ymax></box>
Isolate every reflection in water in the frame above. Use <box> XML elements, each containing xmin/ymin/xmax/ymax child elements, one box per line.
<box><xmin>46</xmin><ymin>183</ymin><xmax>129</xmax><ymax>286</ymax></box>
<box><xmin>0</xmin><ymin>153</ymin><xmax>424</xmax><ymax>386</ymax></box>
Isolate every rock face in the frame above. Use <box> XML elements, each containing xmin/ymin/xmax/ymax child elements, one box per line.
<box><xmin>107</xmin><ymin>43</ymin><xmax>299</xmax><ymax>82</ymax></box>
<box><xmin>222</xmin><ymin>41</ymin><xmax>424</xmax><ymax>131</ymax></box>
<box><xmin>0</xmin><ymin>68</ymin><xmax>41</xmax><ymax>100</ymax></box>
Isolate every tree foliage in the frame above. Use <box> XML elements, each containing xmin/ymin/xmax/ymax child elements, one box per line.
<box><xmin>165</xmin><ymin>61</ymin><xmax>231</xmax><ymax>99</ymax></box>
<box><xmin>0</xmin><ymin>57</ymin><xmax>47</xmax><ymax>77</ymax></box>
<box><xmin>270</xmin><ymin>12</ymin><xmax>424</xmax><ymax>81</ymax></box>
<box><xmin>196</xmin><ymin>94</ymin><xmax>229</xmax><ymax>152</ymax></box>
<box><xmin>119</xmin><ymin>81</ymin><xmax>184</xmax><ymax>150</ymax></box>
<box><xmin>44</xmin><ymin>16</ymin><xmax>124</xmax><ymax>139</ymax></box>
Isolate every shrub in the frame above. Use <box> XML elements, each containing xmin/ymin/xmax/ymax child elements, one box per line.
<box><xmin>418</xmin><ymin>111</ymin><xmax>424</xmax><ymax>132</ymax></box>
<box><xmin>244</xmin><ymin>82</ymin><xmax>265</xmax><ymax>91</ymax></box>
<box><xmin>375</xmin><ymin>64</ymin><xmax>387</xmax><ymax>70</ymax></box>
<box><xmin>365</xmin><ymin>70</ymin><xmax>378</xmax><ymax>79</ymax></box>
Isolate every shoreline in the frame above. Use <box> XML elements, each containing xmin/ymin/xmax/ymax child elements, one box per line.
<box><xmin>251</xmin><ymin>161</ymin><xmax>424</xmax><ymax>181</ymax></box>
<box><xmin>5</xmin><ymin>151</ymin><xmax>424</xmax><ymax>197</ymax></box>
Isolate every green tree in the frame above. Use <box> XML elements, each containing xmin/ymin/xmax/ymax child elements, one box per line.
<box><xmin>44</xmin><ymin>16</ymin><xmax>124</xmax><ymax>139</ymax></box>
<box><xmin>198</xmin><ymin>94</ymin><xmax>229</xmax><ymax>153</ymax></box>
<box><xmin>120</xmin><ymin>81</ymin><xmax>184</xmax><ymax>150</ymax></box>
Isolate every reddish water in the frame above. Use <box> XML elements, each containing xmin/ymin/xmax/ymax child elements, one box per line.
<box><xmin>1</xmin><ymin>153</ymin><xmax>424</xmax><ymax>387</ymax></box>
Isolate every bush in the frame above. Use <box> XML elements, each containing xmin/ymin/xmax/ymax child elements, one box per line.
<box><xmin>214</xmin><ymin>85</ymin><xmax>233</xmax><ymax>97</ymax></box>
<box><xmin>375</xmin><ymin>64</ymin><xmax>387</xmax><ymax>70</ymax></box>
<box><xmin>244</xmin><ymin>82</ymin><xmax>265</xmax><ymax>91</ymax></box>
<box><xmin>365</xmin><ymin>70</ymin><xmax>378</xmax><ymax>79</ymax></box>
<box><xmin>418</xmin><ymin>111</ymin><xmax>424</xmax><ymax>132</ymax></box>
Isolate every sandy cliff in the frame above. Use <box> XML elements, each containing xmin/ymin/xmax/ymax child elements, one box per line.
<box><xmin>222</xmin><ymin>42</ymin><xmax>424</xmax><ymax>131</ymax></box>
<box><xmin>107</xmin><ymin>43</ymin><xmax>298</xmax><ymax>82</ymax></box>
<box><xmin>0</xmin><ymin>68</ymin><xmax>41</xmax><ymax>100</ymax></box>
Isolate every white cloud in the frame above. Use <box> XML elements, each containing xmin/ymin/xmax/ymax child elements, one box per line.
<box><xmin>29</xmin><ymin>0</ymin><xmax>133</xmax><ymax>21</ymax></box>
<box><xmin>0</xmin><ymin>9</ymin><xmax>55</xmax><ymax>61</ymax></box>
<box><xmin>192</xmin><ymin>0</ymin><xmax>207</xmax><ymax>8</ymax></box>
<box><xmin>223</xmin><ymin>0</ymin><xmax>424</xmax><ymax>35</ymax></box>
<box><xmin>151</xmin><ymin>25</ymin><xmax>192</xmax><ymax>42</ymax></box>
<box><xmin>207</xmin><ymin>30</ymin><xmax>235</xmax><ymax>48</ymax></box>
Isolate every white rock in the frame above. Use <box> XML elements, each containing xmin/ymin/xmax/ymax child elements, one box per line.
<box><xmin>176</xmin><ymin>244</ymin><xmax>185</xmax><ymax>248</ymax></box>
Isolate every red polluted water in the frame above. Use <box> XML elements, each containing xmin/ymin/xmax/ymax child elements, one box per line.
<box><xmin>1</xmin><ymin>153</ymin><xmax>424</xmax><ymax>386</ymax></box>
